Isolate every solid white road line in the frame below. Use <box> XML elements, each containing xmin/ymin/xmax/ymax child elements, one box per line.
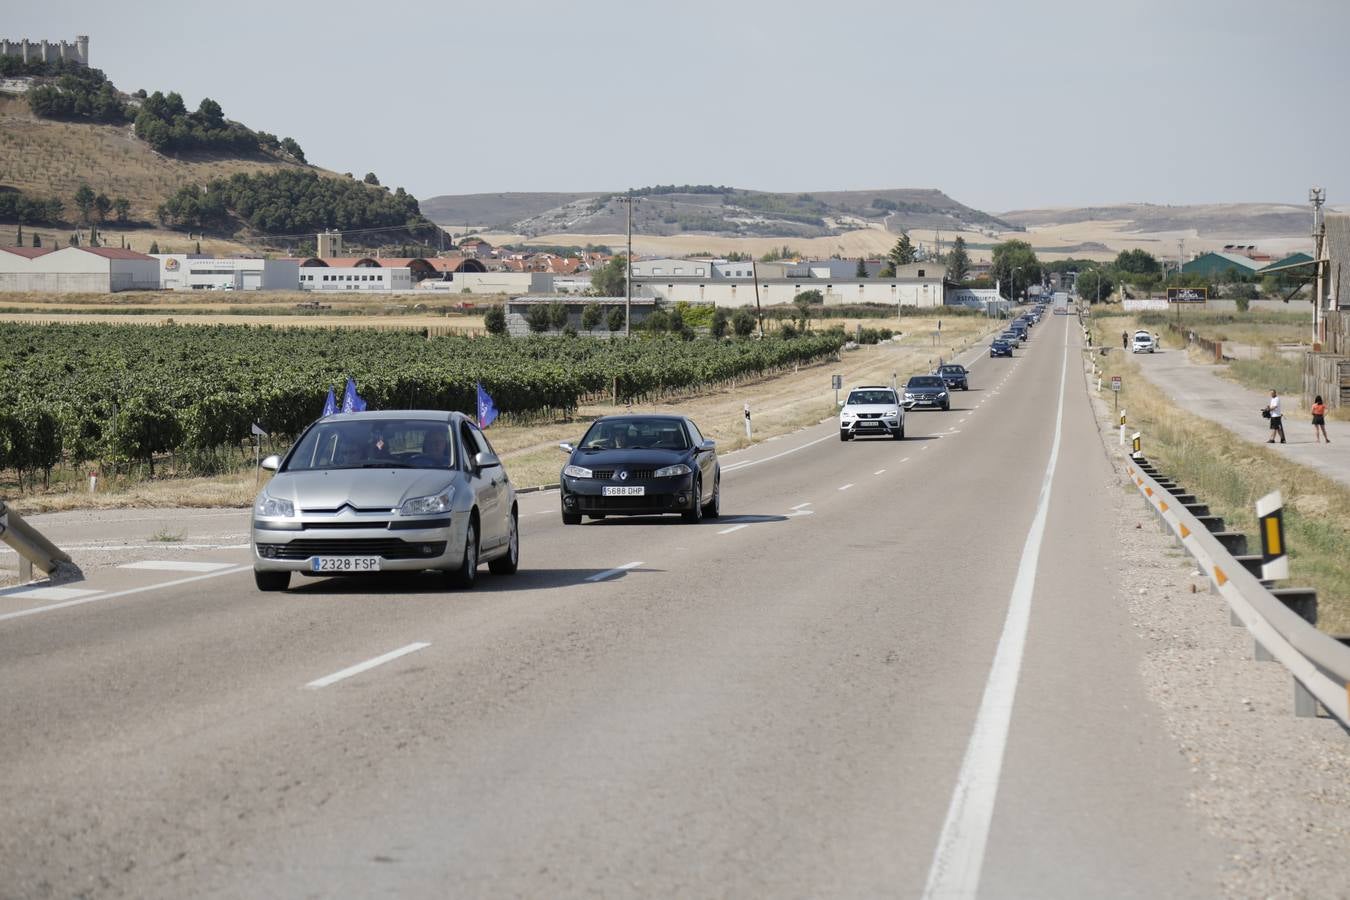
<box><xmin>0</xmin><ymin>565</ymin><xmax>251</xmax><ymax>624</ymax></box>
<box><xmin>306</xmin><ymin>642</ymin><xmax>430</xmax><ymax>689</ymax></box>
<box><xmin>922</xmin><ymin>314</ymin><xmax>1070</xmax><ymax>900</ymax></box>
<box><xmin>118</xmin><ymin>560</ymin><xmax>236</xmax><ymax>573</ymax></box>
<box><xmin>838</xmin><ymin>483</ymin><xmax>854</xmax><ymax>491</ymax></box>
<box><xmin>0</xmin><ymin>586</ymin><xmax>100</xmax><ymax>601</ymax></box>
<box><xmin>717</xmin><ymin>524</ymin><xmax>750</xmax><ymax>535</ymax></box>
<box><xmin>585</xmin><ymin>561</ymin><xmax>643</xmax><ymax>582</ymax></box>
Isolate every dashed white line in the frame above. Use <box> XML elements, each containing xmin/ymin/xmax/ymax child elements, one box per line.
<box><xmin>901</xmin><ymin>456</ymin><xmax>911</xmax><ymax>462</ymax></box>
<box><xmin>306</xmin><ymin>642</ymin><xmax>430</xmax><ymax>689</ymax></box>
<box><xmin>838</xmin><ymin>483</ymin><xmax>855</xmax><ymax>491</ymax></box>
<box><xmin>790</xmin><ymin>502</ymin><xmax>813</xmax><ymax>510</ymax></box>
<box><xmin>718</xmin><ymin>524</ymin><xmax>750</xmax><ymax>535</ymax></box>
<box><xmin>585</xmin><ymin>561</ymin><xmax>643</xmax><ymax>582</ymax></box>
<box><xmin>874</xmin><ymin>469</ymin><xmax>886</xmax><ymax>475</ymax></box>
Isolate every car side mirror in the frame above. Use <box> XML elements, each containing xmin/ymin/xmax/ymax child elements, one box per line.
<box><xmin>474</xmin><ymin>450</ymin><xmax>501</xmax><ymax>470</ymax></box>
<box><xmin>261</xmin><ymin>454</ymin><xmax>281</xmax><ymax>472</ymax></box>
<box><xmin>699</xmin><ymin>439</ymin><xmax>716</xmax><ymax>451</ymax></box>
<box><xmin>837</xmin><ymin>399</ymin><xmax>846</xmax><ymax>406</ymax></box>
<box><xmin>559</xmin><ymin>442</ymin><xmax>575</xmax><ymax>453</ymax></box>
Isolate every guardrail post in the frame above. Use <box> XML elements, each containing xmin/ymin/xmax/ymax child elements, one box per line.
<box><xmin>1293</xmin><ymin>678</ymin><xmax>1319</xmax><ymax>717</ymax></box>
<box><xmin>0</xmin><ymin>500</ymin><xmax>82</xmax><ymax>584</ymax></box>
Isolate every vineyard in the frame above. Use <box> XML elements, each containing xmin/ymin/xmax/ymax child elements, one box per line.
<box><xmin>0</xmin><ymin>323</ymin><xmax>843</xmax><ymax>480</ymax></box>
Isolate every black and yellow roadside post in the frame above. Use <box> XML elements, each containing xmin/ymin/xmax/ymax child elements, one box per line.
<box><xmin>1130</xmin><ymin>431</ymin><xmax>1142</xmax><ymax>460</ymax></box>
<box><xmin>1257</xmin><ymin>490</ymin><xmax>1289</xmax><ymax>581</ymax></box>
<box><xmin>1119</xmin><ymin>408</ymin><xmax>1127</xmax><ymax>446</ymax></box>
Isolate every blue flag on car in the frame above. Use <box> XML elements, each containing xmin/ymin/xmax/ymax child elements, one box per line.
<box><xmin>476</xmin><ymin>382</ymin><xmax>498</xmax><ymax>429</ymax></box>
<box><xmin>342</xmin><ymin>377</ymin><xmax>367</xmax><ymax>413</ymax></box>
<box><xmin>322</xmin><ymin>387</ymin><xmax>337</xmax><ymax>417</ymax></box>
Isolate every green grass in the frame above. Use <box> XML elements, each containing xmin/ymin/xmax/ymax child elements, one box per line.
<box><xmin>1225</xmin><ymin>354</ymin><xmax>1304</xmax><ymax>396</ymax></box>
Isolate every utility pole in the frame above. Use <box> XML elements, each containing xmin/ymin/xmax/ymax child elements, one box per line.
<box><xmin>1310</xmin><ymin>187</ymin><xmax>1326</xmax><ymax>344</ymax></box>
<box><xmin>619</xmin><ymin>190</ymin><xmax>635</xmax><ymax>337</ymax></box>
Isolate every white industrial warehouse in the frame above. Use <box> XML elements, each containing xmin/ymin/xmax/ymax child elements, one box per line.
<box><xmin>0</xmin><ymin>246</ymin><xmax>160</xmax><ymax>292</ymax></box>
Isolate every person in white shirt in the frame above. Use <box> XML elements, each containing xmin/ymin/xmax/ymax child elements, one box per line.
<box><xmin>1266</xmin><ymin>389</ymin><xmax>1286</xmax><ymax>443</ymax></box>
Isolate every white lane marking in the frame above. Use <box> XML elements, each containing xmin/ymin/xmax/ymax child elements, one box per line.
<box><xmin>118</xmin><ymin>560</ymin><xmax>236</xmax><ymax>573</ymax></box>
<box><xmin>0</xmin><ymin>586</ymin><xmax>100</xmax><ymax>601</ymax></box>
<box><xmin>874</xmin><ymin>469</ymin><xmax>886</xmax><ymax>475</ymax></box>
<box><xmin>718</xmin><ymin>524</ymin><xmax>750</xmax><ymax>535</ymax></box>
<box><xmin>790</xmin><ymin>502</ymin><xmax>813</xmax><ymax>510</ymax></box>
<box><xmin>786</xmin><ymin>509</ymin><xmax>815</xmax><ymax>518</ymax></box>
<box><xmin>306</xmin><ymin>642</ymin><xmax>430</xmax><ymax>689</ymax></box>
<box><xmin>6</xmin><ymin>542</ymin><xmax>250</xmax><ymax>554</ymax></box>
<box><xmin>923</xmin><ymin>315</ymin><xmax>1069</xmax><ymax>900</ymax></box>
<box><xmin>922</xmin><ymin>445</ymin><xmax>930</xmax><ymax>451</ymax></box>
<box><xmin>585</xmin><ymin>561</ymin><xmax>643</xmax><ymax>582</ymax></box>
<box><xmin>901</xmin><ymin>457</ymin><xmax>911</xmax><ymax>462</ymax></box>
<box><xmin>720</xmin><ymin>432</ymin><xmax>835</xmax><ymax>473</ymax></box>
<box><xmin>0</xmin><ymin>565</ymin><xmax>251</xmax><ymax>624</ymax></box>
<box><xmin>838</xmin><ymin>483</ymin><xmax>855</xmax><ymax>491</ymax></box>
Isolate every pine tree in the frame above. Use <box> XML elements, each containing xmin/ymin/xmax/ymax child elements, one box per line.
<box><xmin>947</xmin><ymin>236</ymin><xmax>971</xmax><ymax>283</ymax></box>
<box><xmin>888</xmin><ymin>233</ymin><xmax>917</xmax><ymax>270</ymax></box>
<box><xmin>855</xmin><ymin>257</ymin><xmax>867</xmax><ymax>278</ymax></box>
<box><xmin>32</xmin><ymin>232</ymin><xmax>41</xmax><ymax>248</ymax></box>
<box><xmin>15</xmin><ymin>224</ymin><xmax>22</xmax><ymax>246</ymax></box>
<box><xmin>149</xmin><ymin>241</ymin><xmax>160</xmax><ymax>254</ymax></box>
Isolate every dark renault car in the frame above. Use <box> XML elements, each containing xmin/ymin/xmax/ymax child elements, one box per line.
<box><xmin>904</xmin><ymin>374</ymin><xmax>951</xmax><ymax>411</ymax></box>
<box><xmin>560</xmin><ymin>415</ymin><xmax>720</xmax><ymax>524</ymax></box>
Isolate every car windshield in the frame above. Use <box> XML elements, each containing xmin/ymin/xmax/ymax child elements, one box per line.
<box><xmin>846</xmin><ymin>390</ymin><xmax>896</xmax><ymax>405</ymax></box>
<box><xmin>939</xmin><ymin>366</ymin><xmax>964</xmax><ymax>374</ymax></box>
<box><xmin>579</xmin><ymin>417</ymin><xmax>690</xmax><ymax>451</ymax></box>
<box><xmin>1135</xmin><ymin>331</ymin><xmax>1152</xmax><ymax>338</ymax></box>
<box><xmin>908</xmin><ymin>377</ymin><xmax>944</xmax><ymax>388</ymax></box>
<box><xmin>285</xmin><ymin>418</ymin><xmax>454</xmax><ymax>471</ymax></box>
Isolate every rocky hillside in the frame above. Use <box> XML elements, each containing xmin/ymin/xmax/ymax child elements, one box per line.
<box><xmin>1001</xmin><ymin>202</ymin><xmax>1327</xmax><ymax>238</ymax></box>
<box><xmin>423</xmin><ymin>186</ymin><xmax>1013</xmax><ymax>238</ymax></box>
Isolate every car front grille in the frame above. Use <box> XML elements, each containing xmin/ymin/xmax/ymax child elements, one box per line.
<box><xmin>857</xmin><ymin>412</ymin><xmax>882</xmax><ymax>419</ymax></box>
<box><xmin>256</xmin><ymin>539</ymin><xmax>446</xmax><ymax>560</ymax></box>
<box><xmin>590</xmin><ymin>469</ymin><xmax>656</xmax><ymax>481</ymax></box>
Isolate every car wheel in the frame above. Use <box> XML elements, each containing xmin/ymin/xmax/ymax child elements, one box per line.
<box><xmin>488</xmin><ymin>508</ymin><xmax>519</xmax><ymax>575</ymax></box>
<box><xmin>702</xmin><ymin>474</ymin><xmax>720</xmax><ymax>518</ymax></box>
<box><xmin>562</xmin><ymin>511</ymin><xmax>581</xmax><ymax>525</ymax></box>
<box><xmin>682</xmin><ymin>475</ymin><xmax>703</xmax><ymax>523</ymax></box>
<box><xmin>254</xmin><ymin>569</ymin><xmax>290</xmax><ymax>592</ymax></box>
<box><xmin>839</xmin><ymin>430</ymin><xmax>851</xmax><ymax>442</ymax></box>
<box><xmin>448</xmin><ymin>517</ymin><xmax>478</xmax><ymax>588</ymax></box>
<box><xmin>892</xmin><ymin>425</ymin><xmax>905</xmax><ymax>440</ymax></box>
<box><xmin>942</xmin><ymin>402</ymin><xmax>950</xmax><ymax>411</ymax></box>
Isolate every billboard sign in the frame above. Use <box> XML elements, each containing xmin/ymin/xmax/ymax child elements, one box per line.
<box><xmin>1167</xmin><ymin>287</ymin><xmax>1208</xmax><ymax>302</ymax></box>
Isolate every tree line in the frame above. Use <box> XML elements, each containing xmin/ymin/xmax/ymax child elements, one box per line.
<box><xmin>156</xmin><ymin>169</ymin><xmax>428</xmax><ymax>235</ymax></box>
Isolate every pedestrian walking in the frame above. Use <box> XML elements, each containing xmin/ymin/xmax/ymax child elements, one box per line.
<box><xmin>1122</xmin><ymin>331</ymin><xmax>1129</xmax><ymax>350</ymax></box>
<box><xmin>1264</xmin><ymin>389</ymin><xmax>1286</xmax><ymax>443</ymax></box>
<box><xmin>1312</xmin><ymin>394</ymin><xmax>1330</xmax><ymax>443</ymax></box>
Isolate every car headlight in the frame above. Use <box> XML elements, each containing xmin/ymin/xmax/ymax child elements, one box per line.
<box><xmin>904</xmin><ymin>393</ymin><xmax>915</xmax><ymax>400</ymax></box>
<box><xmin>654</xmin><ymin>463</ymin><xmax>692</xmax><ymax>478</ymax></box>
<box><xmin>256</xmin><ymin>495</ymin><xmax>294</xmax><ymax>518</ymax></box>
<box><xmin>938</xmin><ymin>391</ymin><xmax>947</xmax><ymax>398</ymax></box>
<box><xmin>563</xmin><ymin>464</ymin><xmax>592</xmax><ymax>479</ymax></box>
<box><xmin>400</xmin><ymin>488</ymin><xmax>454</xmax><ymax>516</ymax></box>
<box><xmin>840</xmin><ymin>409</ymin><xmax>855</xmax><ymax>420</ymax></box>
<box><xmin>887</xmin><ymin>408</ymin><xmax>900</xmax><ymax>418</ymax></box>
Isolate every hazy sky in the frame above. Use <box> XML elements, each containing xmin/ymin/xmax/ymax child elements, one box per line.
<box><xmin>9</xmin><ymin>0</ymin><xmax>1348</xmax><ymax>212</ymax></box>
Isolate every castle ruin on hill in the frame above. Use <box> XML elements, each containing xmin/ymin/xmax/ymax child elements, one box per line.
<box><xmin>0</xmin><ymin>35</ymin><xmax>89</xmax><ymax>66</ymax></box>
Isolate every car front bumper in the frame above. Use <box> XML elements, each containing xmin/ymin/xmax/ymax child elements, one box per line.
<box><xmin>562</xmin><ymin>474</ymin><xmax>699</xmax><ymax>516</ymax></box>
<box><xmin>841</xmin><ymin>417</ymin><xmax>902</xmax><ymax>437</ymax></box>
<box><xmin>251</xmin><ymin>515</ymin><xmax>469</xmax><ymax>573</ymax></box>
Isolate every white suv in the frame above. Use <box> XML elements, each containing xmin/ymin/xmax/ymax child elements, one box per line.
<box><xmin>839</xmin><ymin>386</ymin><xmax>905</xmax><ymax>441</ymax></box>
<box><xmin>1131</xmin><ymin>330</ymin><xmax>1156</xmax><ymax>353</ymax></box>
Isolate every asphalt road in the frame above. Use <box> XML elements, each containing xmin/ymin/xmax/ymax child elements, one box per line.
<box><xmin>0</xmin><ymin>314</ymin><xmax>1228</xmax><ymax>899</ymax></box>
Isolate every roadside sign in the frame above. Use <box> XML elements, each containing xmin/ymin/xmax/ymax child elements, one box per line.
<box><xmin>1111</xmin><ymin>375</ymin><xmax>1121</xmax><ymax>392</ymax></box>
<box><xmin>831</xmin><ymin>374</ymin><xmax>842</xmax><ymax>390</ymax></box>
<box><xmin>1167</xmin><ymin>287</ymin><xmax>1207</xmax><ymax>302</ymax></box>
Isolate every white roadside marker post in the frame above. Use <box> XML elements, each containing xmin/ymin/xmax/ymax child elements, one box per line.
<box><xmin>744</xmin><ymin>402</ymin><xmax>752</xmax><ymax>440</ymax></box>
<box><xmin>1119</xmin><ymin>409</ymin><xmax>1127</xmax><ymax>446</ymax></box>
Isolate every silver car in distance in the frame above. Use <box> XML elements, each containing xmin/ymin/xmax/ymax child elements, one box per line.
<box><xmin>251</xmin><ymin>410</ymin><xmax>518</xmax><ymax>592</ymax></box>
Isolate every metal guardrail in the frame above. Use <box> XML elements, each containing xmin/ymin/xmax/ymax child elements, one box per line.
<box><xmin>1123</xmin><ymin>459</ymin><xmax>1350</xmax><ymax>727</ymax></box>
<box><xmin>0</xmin><ymin>499</ymin><xmax>82</xmax><ymax>584</ymax></box>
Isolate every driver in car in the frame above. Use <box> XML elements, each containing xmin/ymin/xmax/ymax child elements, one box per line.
<box><xmin>421</xmin><ymin>428</ymin><xmax>451</xmax><ymax>466</ymax></box>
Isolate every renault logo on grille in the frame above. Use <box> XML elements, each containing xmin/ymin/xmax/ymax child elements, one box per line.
<box><xmin>618</xmin><ymin>470</ymin><xmax>628</xmax><ymax>481</ymax></box>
